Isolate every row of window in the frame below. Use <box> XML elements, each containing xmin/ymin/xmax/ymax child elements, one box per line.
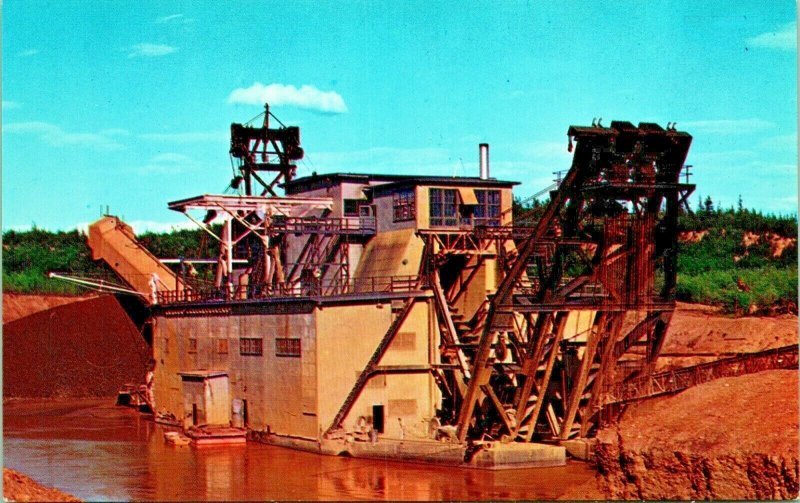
<box><xmin>185</xmin><ymin>337</ymin><xmax>301</xmax><ymax>357</ymax></box>
<box><xmin>389</xmin><ymin>188</ymin><xmax>501</xmax><ymax>226</ymax></box>
<box><xmin>392</xmin><ymin>189</ymin><xmax>416</xmax><ymax>222</ymax></box>
<box><xmin>345</xmin><ymin>188</ymin><xmax>501</xmax><ymax>226</ymax></box>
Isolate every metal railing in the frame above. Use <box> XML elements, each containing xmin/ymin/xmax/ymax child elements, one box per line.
<box><xmin>269</xmin><ymin>216</ymin><xmax>376</xmax><ymax>235</ymax></box>
<box><xmin>601</xmin><ymin>344</ymin><xmax>798</xmax><ymax>406</ymax></box>
<box><xmin>155</xmin><ymin>274</ymin><xmax>420</xmax><ymax>305</ymax></box>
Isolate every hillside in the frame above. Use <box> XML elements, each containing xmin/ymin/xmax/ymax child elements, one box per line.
<box><xmin>675</xmin><ymin>203</ymin><xmax>797</xmax><ymax>314</ymax></box>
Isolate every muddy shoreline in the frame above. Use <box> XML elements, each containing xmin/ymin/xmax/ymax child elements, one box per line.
<box><xmin>3</xmin><ymin>468</ymin><xmax>81</xmax><ymax>502</ymax></box>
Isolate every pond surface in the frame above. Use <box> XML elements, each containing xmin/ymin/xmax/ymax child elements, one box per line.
<box><xmin>4</xmin><ymin>399</ymin><xmax>596</xmax><ymax>501</ymax></box>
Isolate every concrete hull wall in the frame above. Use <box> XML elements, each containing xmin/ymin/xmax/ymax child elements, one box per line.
<box><xmin>151</xmin><ymin>297</ymin><xmax>440</xmax><ymax>442</ymax></box>
<box><xmin>152</xmin><ymin>311</ymin><xmax>318</xmax><ymax>438</ymax></box>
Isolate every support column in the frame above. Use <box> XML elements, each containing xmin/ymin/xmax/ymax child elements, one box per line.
<box><xmin>559</xmin><ymin>311</ymin><xmax>606</xmax><ymax>440</ymax></box>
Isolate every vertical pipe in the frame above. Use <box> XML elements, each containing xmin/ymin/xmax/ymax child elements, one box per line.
<box><xmin>225</xmin><ymin>217</ymin><xmax>233</xmax><ymax>297</ymax></box>
<box><xmin>479</xmin><ymin>143</ymin><xmax>489</xmax><ymax>180</ymax></box>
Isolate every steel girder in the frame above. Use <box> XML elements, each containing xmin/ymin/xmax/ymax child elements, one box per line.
<box><xmin>420</xmin><ymin>121</ymin><xmax>694</xmax><ymax>443</ymax></box>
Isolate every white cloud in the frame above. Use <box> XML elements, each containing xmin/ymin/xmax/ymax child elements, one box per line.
<box><xmin>2</xmin><ymin>100</ymin><xmax>22</xmax><ymax>109</ymax></box>
<box><xmin>18</xmin><ymin>49</ymin><xmax>39</xmax><ymax>57</ymax></box>
<box><xmin>128</xmin><ymin>43</ymin><xmax>178</xmax><ymax>58</ymax></box>
<box><xmin>749</xmin><ymin>160</ymin><xmax>797</xmax><ymax>174</ymax></box>
<box><xmin>770</xmin><ymin>196</ymin><xmax>799</xmax><ymax>213</ymax></box>
<box><xmin>139</xmin><ymin>131</ymin><xmax>228</xmax><ymax>143</ymax></box>
<box><xmin>515</xmin><ymin>140</ymin><xmax>573</xmax><ymax>161</ymax></box>
<box><xmin>746</xmin><ymin>22</ymin><xmax>797</xmax><ymax>51</ymax></box>
<box><xmin>680</xmin><ymin>119</ymin><xmax>775</xmax><ymax>135</ymax></box>
<box><xmin>134</xmin><ymin>153</ymin><xmax>207</xmax><ymax>174</ymax></box>
<box><xmin>689</xmin><ymin>150</ymin><xmax>758</xmax><ymax>164</ymax></box>
<box><xmin>4</xmin><ymin>121</ymin><xmax>125</xmax><ymax>150</ymax></box>
<box><xmin>228</xmin><ymin>83</ymin><xmax>348</xmax><ymax>114</ymax></box>
<box><xmin>151</xmin><ymin>152</ymin><xmax>194</xmax><ymax>163</ymax></box>
<box><xmin>155</xmin><ymin>14</ymin><xmax>194</xmax><ymax>24</ymax></box>
<box><xmin>100</xmin><ymin>128</ymin><xmax>130</xmax><ymax>136</ymax></box>
<box><xmin>759</xmin><ymin>133</ymin><xmax>798</xmax><ymax>150</ymax></box>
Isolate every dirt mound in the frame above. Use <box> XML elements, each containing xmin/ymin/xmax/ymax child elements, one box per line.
<box><xmin>2</xmin><ymin>293</ymin><xmax>97</xmax><ymax>324</ymax></box>
<box><xmin>3</xmin><ymin>295</ymin><xmax>150</xmax><ymax>398</ymax></box>
<box><xmin>596</xmin><ymin>370</ymin><xmax>799</xmax><ymax>499</ymax></box>
<box><xmin>656</xmin><ymin>303</ymin><xmax>798</xmax><ymax>371</ymax></box>
<box><xmin>742</xmin><ymin>231</ymin><xmax>797</xmax><ymax>258</ymax></box>
<box><xmin>678</xmin><ymin>229</ymin><xmax>708</xmax><ymax>244</ymax></box>
<box><xmin>3</xmin><ymin>468</ymin><xmax>81</xmax><ymax>502</ymax></box>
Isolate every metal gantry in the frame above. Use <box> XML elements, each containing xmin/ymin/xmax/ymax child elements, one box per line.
<box><xmin>421</xmin><ymin>121</ymin><xmax>695</xmax><ymax>443</ymax></box>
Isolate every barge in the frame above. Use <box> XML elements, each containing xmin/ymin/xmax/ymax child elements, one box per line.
<box><xmin>87</xmin><ymin>105</ymin><xmax>694</xmax><ymax>468</ymax></box>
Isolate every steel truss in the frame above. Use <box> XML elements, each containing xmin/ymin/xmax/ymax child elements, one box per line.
<box><xmin>420</xmin><ymin>121</ymin><xmax>695</xmax><ymax>443</ymax></box>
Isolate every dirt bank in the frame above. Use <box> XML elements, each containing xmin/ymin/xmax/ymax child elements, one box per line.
<box><xmin>3</xmin><ymin>294</ymin><xmax>150</xmax><ymax>398</ymax></box>
<box><xmin>656</xmin><ymin>302</ymin><xmax>798</xmax><ymax>371</ymax></box>
<box><xmin>596</xmin><ymin>370</ymin><xmax>798</xmax><ymax>500</ymax></box>
<box><xmin>3</xmin><ymin>468</ymin><xmax>81</xmax><ymax>502</ymax></box>
<box><xmin>2</xmin><ymin>293</ymin><xmax>96</xmax><ymax>324</ymax></box>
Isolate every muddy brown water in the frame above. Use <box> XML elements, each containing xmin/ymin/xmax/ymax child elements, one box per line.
<box><xmin>3</xmin><ymin>399</ymin><xmax>596</xmax><ymax>501</ymax></box>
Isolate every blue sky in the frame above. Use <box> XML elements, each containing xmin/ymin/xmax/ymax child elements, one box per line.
<box><xmin>3</xmin><ymin>1</ymin><xmax>797</xmax><ymax>232</ymax></box>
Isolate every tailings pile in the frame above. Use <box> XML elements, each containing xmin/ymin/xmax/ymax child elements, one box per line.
<box><xmin>3</xmin><ymin>293</ymin><xmax>97</xmax><ymax>324</ymax></box>
<box><xmin>3</xmin><ymin>294</ymin><xmax>150</xmax><ymax>398</ymax></box>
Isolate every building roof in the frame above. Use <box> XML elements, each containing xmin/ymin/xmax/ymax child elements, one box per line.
<box><xmin>368</xmin><ymin>177</ymin><xmax>518</xmax><ymax>196</ymax></box>
<box><xmin>167</xmin><ymin>194</ymin><xmax>333</xmax><ymax>217</ymax></box>
<box><xmin>284</xmin><ymin>172</ymin><xmax>518</xmax><ymax>195</ymax></box>
<box><xmin>178</xmin><ymin>370</ymin><xmax>228</xmax><ymax>379</ymax></box>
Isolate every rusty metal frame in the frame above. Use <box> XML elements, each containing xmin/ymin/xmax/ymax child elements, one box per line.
<box><xmin>433</xmin><ymin>121</ymin><xmax>696</xmax><ymax>444</ymax></box>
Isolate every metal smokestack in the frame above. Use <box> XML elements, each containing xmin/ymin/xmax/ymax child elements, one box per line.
<box><xmin>479</xmin><ymin>143</ymin><xmax>489</xmax><ymax>180</ymax></box>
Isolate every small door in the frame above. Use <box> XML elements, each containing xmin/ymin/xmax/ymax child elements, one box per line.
<box><xmin>373</xmin><ymin>404</ymin><xmax>385</xmax><ymax>433</ymax></box>
<box><xmin>179</xmin><ymin>372</ymin><xmax>231</xmax><ymax>429</ymax></box>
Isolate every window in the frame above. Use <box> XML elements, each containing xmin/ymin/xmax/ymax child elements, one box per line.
<box><xmin>240</xmin><ymin>337</ymin><xmax>263</xmax><ymax>356</ymax></box>
<box><xmin>217</xmin><ymin>338</ymin><xmax>229</xmax><ymax>354</ymax></box>
<box><xmin>188</xmin><ymin>338</ymin><xmax>197</xmax><ymax>354</ymax></box>
<box><xmin>393</xmin><ymin>332</ymin><xmax>416</xmax><ymax>350</ymax></box>
<box><xmin>429</xmin><ymin>188</ymin><xmax>458</xmax><ymax>227</ymax></box>
<box><xmin>275</xmin><ymin>337</ymin><xmax>302</xmax><ymax>357</ymax></box>
<box><xmin>474</xmin><ymin>190</ymin><xmax>501</xmax><ymax>227</ymax></box>
<box><xmin>392</xmin><ymin>189</ymin><xmax>416</xmax><ymax>222</ymax></box>
<box><xmin>343</xmin><ymin>199</ymin><xmax>361</xmax><ymax>217</ymax></box>
<box><xmin>389</xmin><ymin>399</ymin><xmax>418</xmax><ymax>417</ymax></box>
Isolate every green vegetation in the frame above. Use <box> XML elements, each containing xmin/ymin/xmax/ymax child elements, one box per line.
<box><xmin>675</xmin><ymin>267</ymin><xmax>796</xmax><ymax>314</ymax></box>
<box><xmin>2</xmin><ymin>226</ymin><xmax>218</xmax><ymax>295</ymax></box>
<box><xmin>137</xmin><ymin>228</ymin><xmax>219</xmax><ymax>262</ymax></box>
<box><xmin>3</xmin><ymin>197</ymin><xmax>798</xmax><ymax>314</ymax></box>
<box><xmin>676</xmin><ymin>198</ymin><xmax>797</xmax><ymax>313</ymax></box>
<box><xmin>2</xmin><ymin>229</ymin><xmax>106</xmax><ymax>294</ymax></box>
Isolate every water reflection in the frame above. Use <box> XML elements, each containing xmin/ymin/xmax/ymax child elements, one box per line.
<box><xmin>4</xmin><ymin>400</ymin><xmax>595</xmax><ymax>501</ymax></box>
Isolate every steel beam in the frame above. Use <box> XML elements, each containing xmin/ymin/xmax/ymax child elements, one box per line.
<box><xmin>559</xmin><ymin>312</ymin><xmax>607</xmax><ymax>440</ymax></box>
